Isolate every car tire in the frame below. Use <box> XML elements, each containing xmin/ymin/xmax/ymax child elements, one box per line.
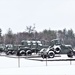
<box><xmin>48</xmin><ymin>51</ymin><xmax>55</xmax><ymax>58</ymax></box>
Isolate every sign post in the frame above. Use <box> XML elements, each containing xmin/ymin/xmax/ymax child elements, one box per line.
<box><xmin>46</xmin><ymin>57</ymin><xmax>47</xmax><ymax>66</ymax></box>
<box><xmin>70</xmin><ymin>60</ymin><xmax>72</xmax><ymax>65</ymax></box>
<box><xmin>18</xmin><ymin>56</ymin><xmax>20</xmax><ymax>68</ymax></box>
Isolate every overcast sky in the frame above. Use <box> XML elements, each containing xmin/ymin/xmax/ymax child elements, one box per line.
<box><xmin>0</xmin><ymin>0</ymin><xmax>75</xmax><ymax>34</ymax></box>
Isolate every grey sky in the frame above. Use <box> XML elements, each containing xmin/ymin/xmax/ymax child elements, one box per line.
<box><xmin>0</xmin><ymin>0</ymin><xmax>75</xmax><ymax>34</ymax></box>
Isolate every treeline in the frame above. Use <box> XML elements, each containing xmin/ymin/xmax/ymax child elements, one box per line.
<box><xmin>0</xmin><ymin>26</ymin><xmax>75</xmax><ymax>47</ymax></box>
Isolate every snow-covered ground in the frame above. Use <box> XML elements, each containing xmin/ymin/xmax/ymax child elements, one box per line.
<box><xmin>0</xmin><ymin>54</ymin><xmax>75</xmax><ymax>75</ymax></box>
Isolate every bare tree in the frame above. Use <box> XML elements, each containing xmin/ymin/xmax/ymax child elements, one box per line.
<box><xmin>0</xmin><ymin>28</ymin><xmax>2</xmax><ymax>37</ymax></box>
<box><xmin>25</xmin><ymin>24</ymin><xmax>36</xmax><ymax>40</ymax></box>
<box><xmin>0</xmin><ymin>28</ymin><xmax>3</xmax><ymax>44</ymax></box>
<box><xmin>5</xmin><ymin>28</ymin><xmax>14</xmax><ymax>44</ymax></box>
<box><xmin>25</xmin><ymin>25</ymin><xmax>35</xmax><ymax>34</ymax></box>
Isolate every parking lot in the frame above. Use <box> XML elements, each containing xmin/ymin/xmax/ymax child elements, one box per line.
<box><xmin>0</xmin><ymin>54</ymin><xmax>75</xmax><ymax>75</ymax></box>
<box><xmin>0</xmin><ymin>53</ymin><xmax>75</xmax><ymax>68</ymax></box>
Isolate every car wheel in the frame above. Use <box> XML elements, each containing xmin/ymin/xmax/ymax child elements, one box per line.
<box><xmin>48</xmin><ymin>51</ymin><xmax>55</xmax><ymax>58</ymax></box>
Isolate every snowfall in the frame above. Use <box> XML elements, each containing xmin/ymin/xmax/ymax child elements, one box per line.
<box><xmin>0</xmin><ymin>54</ymin><xmax>75</xmax><ymax>75</ymax></box>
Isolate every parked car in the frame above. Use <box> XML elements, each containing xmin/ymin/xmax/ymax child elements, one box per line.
<box><xmin>39</xmin><ymin>39</ymin><xmax>74</xmax><ymax>58</ymax></box>
<box><xmin>5</xmin><ymin>44</ymin><xmax>18</xmax><ymax>55</ymax></box>
<box><xmin>17</xmin><ymin>46</ymin><xmax>32</xmax><ymax>56</ymax></box>
<box><xmin>39</xmin><ymin>45</ymin><xmax>61</xmax><ymax>58</ymax></box>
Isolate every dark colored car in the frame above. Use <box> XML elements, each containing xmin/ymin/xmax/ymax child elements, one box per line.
<box><xmin>17</xmin><ymin>46</ymin><xmax>32</xmax><ymax>56</ymax></box>
<box><xmin>5</xmin><ymin>44</ymin><xmax>18</xmax><ymax>55</ymax></box>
